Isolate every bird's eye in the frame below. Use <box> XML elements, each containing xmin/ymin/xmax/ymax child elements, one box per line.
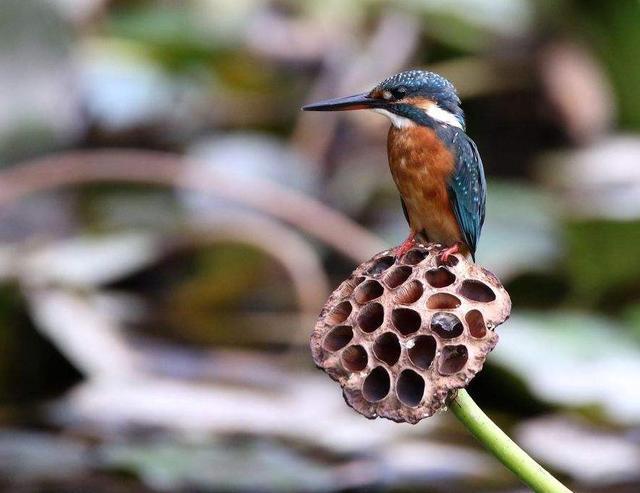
<box><xmin>380</xmin><ymin>87</ymin><xmax>407</xmax><ymax>101</ymax></box>
<box><xmin>391</xmin><ymin>87</ymin><xmax>407</xmax><ymax>100</ymax></box>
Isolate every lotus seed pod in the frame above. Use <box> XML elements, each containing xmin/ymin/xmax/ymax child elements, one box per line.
<box><xmin>310</xmin><ymin>243</ymin><xmax>511</xmax><ymax>424</ymax></box>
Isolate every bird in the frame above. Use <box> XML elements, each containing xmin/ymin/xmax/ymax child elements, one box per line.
<box><xmin>302</xmin><ymin>69</ymin><xmax>486</xmax><ymax>262</ymax></box>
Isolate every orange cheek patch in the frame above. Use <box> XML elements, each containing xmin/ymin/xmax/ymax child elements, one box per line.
<box><xmin>402</xmin><ymin>96</ymin><xmax>436</xmax><ymax>112</ymax></box>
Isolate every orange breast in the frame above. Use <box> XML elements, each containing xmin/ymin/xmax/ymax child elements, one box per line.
<box><xmin>387</xmin><ymin>125</ymin><xmax>463</xmax><ymax>246</ymax></box>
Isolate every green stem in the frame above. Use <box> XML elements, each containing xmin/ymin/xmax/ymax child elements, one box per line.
<box><xmin>450</xmin><ymin>390</ymin><xmax>573</xmax><ymax>493</ymax></box>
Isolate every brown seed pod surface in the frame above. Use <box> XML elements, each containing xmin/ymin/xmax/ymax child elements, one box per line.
<box><xmin>311</xmin><ymin>243</ymin><xmax>511</xmax><ymax>424</ymax></box>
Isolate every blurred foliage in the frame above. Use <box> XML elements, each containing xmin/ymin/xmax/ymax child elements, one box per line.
<box><xmin>567</xmin><ymin>219</ymin><xmax>640</xmax><ymax>307</ymax></box>
<box><xmin>578</xmin><ymin>0</ymin><xmax>640</xmax><ymax>129</ymax></box>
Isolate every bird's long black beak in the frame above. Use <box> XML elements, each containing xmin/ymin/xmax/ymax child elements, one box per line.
<box><xmin>302</xmin><ymin>92</ymin><xmax>379</xmax><ymax>111</ymax></box>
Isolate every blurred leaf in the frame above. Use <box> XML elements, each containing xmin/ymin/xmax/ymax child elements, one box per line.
<box><xmin>579</xmin><ymin>1</ymin><xmax>640</xmax><ymax>130</ymax></box>
<box><xmin>0</xmin><ymin>431</ymin><xmax>90</xmax><ymax>482</ymax></box>
<box><xmin>623</xmin><ymin>304</ymin><xmax>640</xmax><ymax>342</ymax></box>
<box><xmin>504</xmin><ymin>272</ymin><xmax>570</xmax><ymax>309</ymax></box>
<box><xmin>538</xmin><ymin>137</ymin><xmax>640</xmax><ymax>221</ymax></box>
<box><xmin>477</xmin><ymin>181</ymin><xmax>563</xmax><ymax>280</ymax></box>
<box><xmin>492</xmin><ymin>311</ymin><xmax>640</xmax><ymax>424</ymax></box>
<box><xmin>0</xmin><ymin>0</ymin><xmax>81</xmax><ymax>161</ymax></box>
<box><xmin>566</xmin><ymin>219</ymin><xmax>640</xmax><ymax>305</ymax></box>
<box><xmin>184</xmin><ymin>133</ymin><xmax>320</xmax><ymax>209</ymax></box>
<box><xmin>516</xmin><ymin>415</ymin><xmax>640</xmax><ymax>486</ymax></box>
<box><xmin>105</xmin><ymin>3</ymin><xmax>224</xmax><ymax>68</ymax></box>
<box><xmin>155</xmin><ymin>244</ymin><xmax>296</xmax><ymax>346</ymax></box>
<box><xmin>22</xmin><ymin>233</ymin><xmax>162</xmax><ymax>288</ymax></box>
<box><xmin>174</xmin><ymin>244</ymin><xmax>268</xmax><ymax>308</ymax></box>
<box><xmin>102</xmin><ymin>438</ymin><xmax>341</xmax><ymax>492</ymax></box>
<box><xmin>396</xmin><ymin>0</ymin><xmax>535</xmax><ymax>52</ymax></box>
<box><xmin>468</xmin><ymin>362</ymin><xmax>552</xmax><ymax>417</ymax></box>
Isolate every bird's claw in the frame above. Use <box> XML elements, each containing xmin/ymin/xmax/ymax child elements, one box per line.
<box><xmin>437</xmin><ymin>244</ymin><xmax>460</xmax><ymax>264</ymax></box>
<box><xmin>394</xmin><ymin>235</ymin><xmax>417</xmax><ymax>258</ymax></box>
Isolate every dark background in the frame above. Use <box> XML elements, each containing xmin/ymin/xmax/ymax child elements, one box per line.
<box><xmin>1</xmin><ymin>0</ymin><xmax>640</xmax><ymax>491</ymax></box>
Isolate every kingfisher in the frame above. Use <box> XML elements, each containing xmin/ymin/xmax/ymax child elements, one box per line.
<box><xmin>303</xmin><ymin>69</ymin><xmax>486</xmax><ymax>262</ymax></box>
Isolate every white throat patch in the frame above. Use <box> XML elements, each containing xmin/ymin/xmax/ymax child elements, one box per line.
<box><xmin>373</xmin><ymin>108</ymin><xmax>415</xmax><ymax>129</ymax></box>
<box><xmin>373</xmin><ymin>104</ymin><xmax>463</xmax><ymax>130</ymax></box>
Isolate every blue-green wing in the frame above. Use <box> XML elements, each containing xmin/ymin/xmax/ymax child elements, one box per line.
<box><xmin>447</xmin><ymin>132</ymin><xmax>486</xmax><ymax>258</ymax></box>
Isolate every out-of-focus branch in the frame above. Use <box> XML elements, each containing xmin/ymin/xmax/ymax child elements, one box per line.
<box><xmin>0</xmin><ymin>149</ymin><xmax>386</xmax><ymax>263</ymax></box>
<box><xmin>26</xmin><ymin>288</ymin><xmax>139</xmax><ymax>380</ymax></box>
<box><xmin>175</xmin><ymin>211</ymin><xmax>331</xmax><ymax>315</ymax></box>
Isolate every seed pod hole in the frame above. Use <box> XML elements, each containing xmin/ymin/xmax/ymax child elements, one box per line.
<box><xmin>403</xmin><ymin>249</ymin><xmax>428</xmax><ymax>265</ymax></box>
<box><xmin>362</xmin><ymin>366</ymin><xmax>390</xmax><ymax>402</ymax></box>
<box><xmin>384</xmin><ymin>265</ymin><xmax>412</xmax><ymax>288</ymax></box>
<box><xmin>354</xmin><ymin>280</ymin><xmax>384</xmax><ymax>304</ymax></box>
<box><xmin>396</xmin><ymin>369</ymin><xmax>425</xmax><ymax>407</ymax></box>
<box><xmin>430</xmin><ymin>312</ymin><xmax>463</xmax><ymax>339</ymax></box>
<box><xmin>373</xmin><ymin>332</ymin><xmax>401</xmax><ymax>366</ymax></box>
<box><xmin>341</xmin><ymin>345</ymin><xmax>368</xmax><ymax>372</ymax></box>
<box><xmin>344</xmin><ymin>275</ymin><xmax>365</xmax><ymax>297</ymax></box>
<box><xmin>439</xmin><ymin>345</ymin><xmax>468</xmax><ymax>375</ymax></box>
<box><xmin>394</xmin><ymin>280</ymin><xmax>424</xmax><ymax>304</ymax></box>
<box><xmin>323</xmin><ymin>325</ymin><xmax>353</xmax><ymax>352</ymax></box>
<box><xmin>357</xmin><ymin>302</ymin><xmax>384</xmax><ymax>333</ymax></box>
<box><xmin>354</xmin><ymin>276</ymin><xmax>365</xmax><ymax>286</ymax></box>
<box><xmin>326</xmin><ymin>301</ymin><xmax>352</xmax><ymax>325</ymax></box>
<box><xmin>459</xmin><ymin>280</ymin><xmax>496</xmax><ymax>302</ymax></box>
<box><xmin>437</xmin><ymin>254</ymin><xmax>459</xmax><ymax>267</ymax></box>
<box><xmin>466</xmin><ymin>310</ymin><xmax>487</xmax><ymax>338</ymax></box>
<box><xmin>408</xmin><ymin>335</ymin><xmax>436</xmax><ymax>370</ymax></box>
<box><xmin>391</xmin><ymin>308</ymin><xmax>421</xmax><ymax>336</ymax></box>
<box><xmin>368</xmin><ymin>256</ymin><xmax>395</xmax><ymax>277</ymax></box>
<box><xmin>426</xmin><ymin>293</ymin><xmax>461</xmax><ymax>310</ymax></box>
<box><xmin>425</xmin><ymin>267</ymin><xmax>456</xmax><ymax>288</ymax></box>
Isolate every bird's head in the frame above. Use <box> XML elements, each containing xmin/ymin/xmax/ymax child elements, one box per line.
<box><xmin>303</xmin><ymin>69</ymin><xmax>464</xmax><ymax>130</ymax></box>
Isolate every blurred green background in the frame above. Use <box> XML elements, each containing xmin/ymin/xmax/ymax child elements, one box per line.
<box><xmin>2</xmin><ymin>0</ymin><xmax>640</xmax><ymax>491</ymax></box>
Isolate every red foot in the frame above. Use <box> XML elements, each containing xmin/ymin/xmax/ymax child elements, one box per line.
<box><xmin>438</xmin><ymin>243</ymin><xmax>460</xmax><ymax>264</ymax></box>
<box><xmin>394</xmin><ymin>234</ymin><xmax>417</xmax><ymax>258</ymax></box>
